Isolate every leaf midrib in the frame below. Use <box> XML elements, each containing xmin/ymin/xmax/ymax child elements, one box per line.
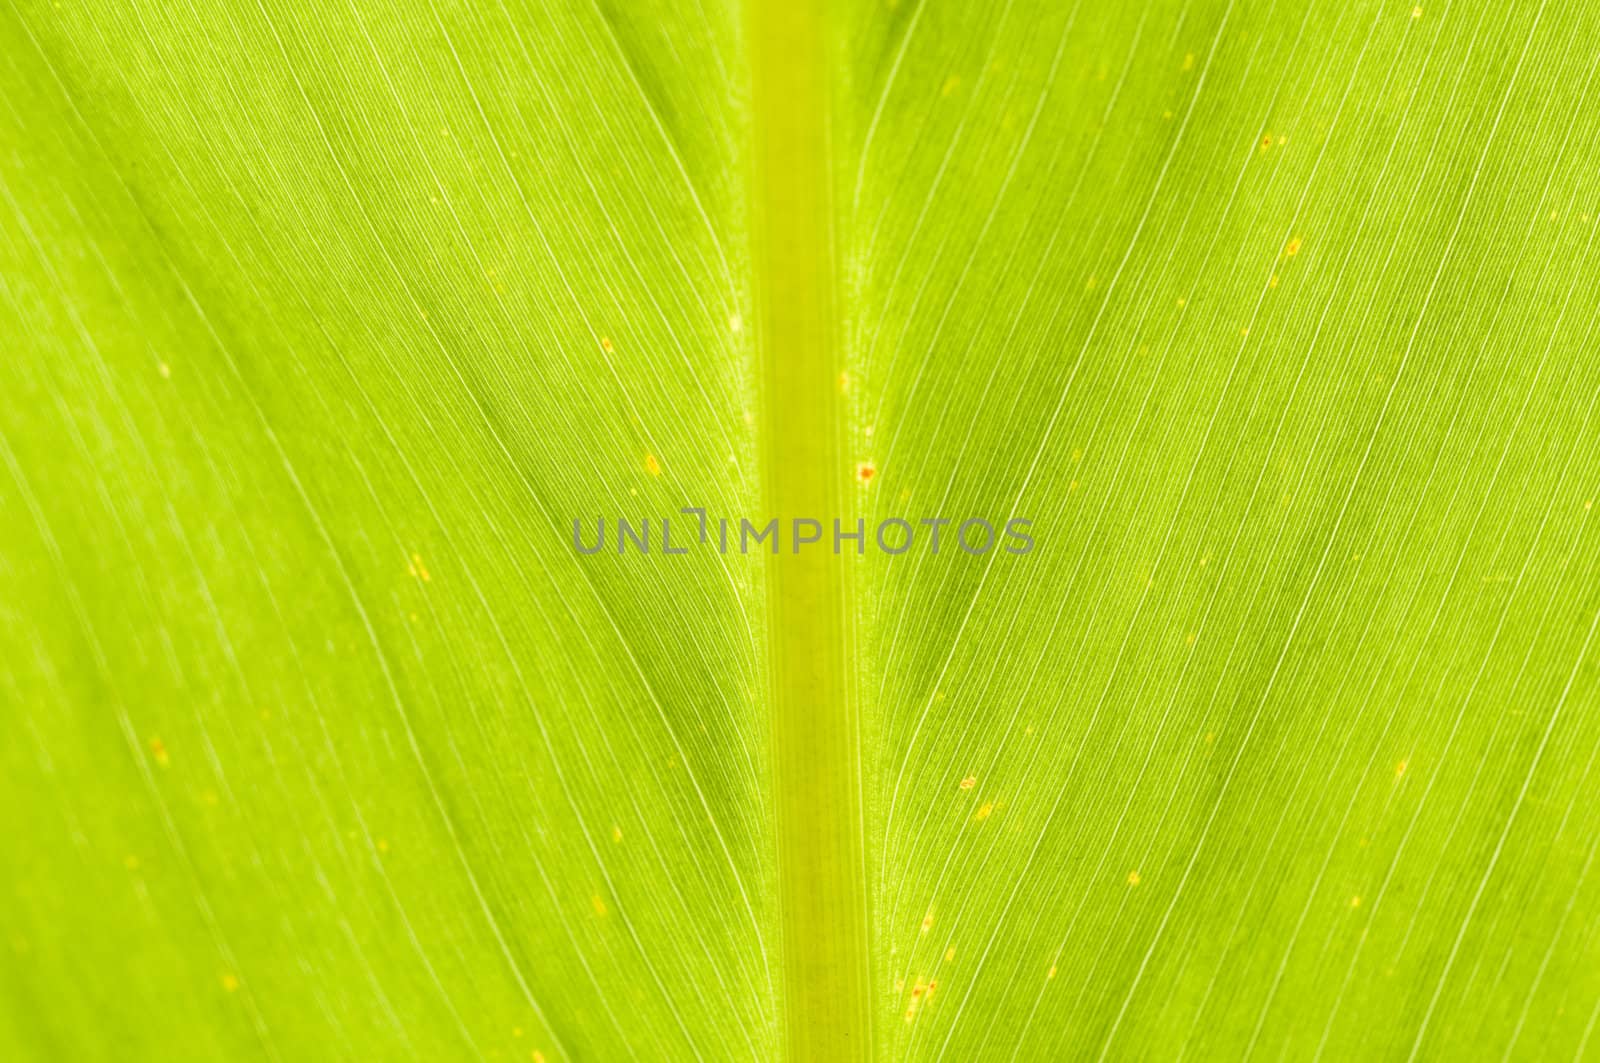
<box><xmin>748</xmin><ymin>1</ymin><xmax>872</xmax><ymax>1057</ymax></box>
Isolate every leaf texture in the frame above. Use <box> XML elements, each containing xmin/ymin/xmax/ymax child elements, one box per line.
<box><xmin>2</xmin><ymin>0</ymin><xmax>1598</xmax><ymax>1059</ymax></box>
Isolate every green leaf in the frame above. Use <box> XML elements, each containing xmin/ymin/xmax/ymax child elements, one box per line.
<box><xmin>3</xmin><ymin>0</ymin><xmax>1598</xmax><ymax>1059</ymax></box>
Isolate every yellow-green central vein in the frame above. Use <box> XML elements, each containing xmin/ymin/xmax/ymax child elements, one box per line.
<box><xmin>747</xmin><ymin>1</ymin><xmax>871</xmax><ymax>1058</ymax></box>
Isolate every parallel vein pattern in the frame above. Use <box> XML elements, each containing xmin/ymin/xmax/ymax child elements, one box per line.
<box><xmin>3</xmin><ymin>0</ymin><xmax>1599</xmax><ymax>1060</ymax></box>
<box><xmin>2</xmin><ymin>0</ymin><xmax>771</xmax><ymax>1058</ymax></box>
<box><xmin>843</xmin><ymin>0</ymin><xmax>1600</xmax><ymax>1057</ymax></box>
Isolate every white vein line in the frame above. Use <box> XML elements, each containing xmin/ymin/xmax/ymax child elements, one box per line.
<box><xmin>851</xmin><ymin>0</ymin><xmax>929</xmax><ymax>218</ymax></box>
<box><xmin>1411</xmin><ymin>605</ymin><xmax>1600</xmax><ymax>1059</ymax></box>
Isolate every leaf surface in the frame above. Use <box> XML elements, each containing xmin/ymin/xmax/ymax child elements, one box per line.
<box><xmin>3</xmin><ymin>0</ymin><xmax>1598</xmax><ymax>1059</ymax></box>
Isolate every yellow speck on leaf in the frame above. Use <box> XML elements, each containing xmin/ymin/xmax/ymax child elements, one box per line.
<box><xmin>1177</xmin><ymin>297</ymin><xmax>1187</xmax><ymax>307</ymax></box>
<box><xmin>959</xmin><ymin>775</ymin><xmax>976</xmax><ymax>791</ymax></box>
<box><xmin>124</xmin><ymin>854</ymin><xmax>139</xmax><ymax>870</ymax></box>
<box><xmin>1047</xmin><ymin>964</ymin><xmax>1057</xmax><ymax>979</ymax></box>
<box><xmin>600</xmin><ymin>336</ymin><xmax>614</xmax><ymax>353</ymax></box>
<box><xmin>839</xmin><ymin>370</ymin><xmax>851</xmax><ymax>393</ymax></box>
<box><xmin>158</xmin><ymin>361</ymin><xmax>171</xmax><ymax>379</ymax></box>
<box><xmin>645</xmin><ymin>453</ymin><xmax>662</xmax><ymax>476</ymax></box>
<box><xmin>612</xmin><ymin>825</ymin><xmax>623</xmax><ymax>843</ymax></box>
<box><xmin>1350</xmin><ymin>895</ymin><xmax>1362</xmax><ymax>908</ymax></box>
<box><xmin>1286</xmin><ymin>236</ymin><xmax>1303</xmax><ymax>256</ymax></box>
<box><xmin>513</xmin><ymin>1027</ymin><xmax>523</xmax><ymax>1038</ymax></box>
<box><xmin>945</xmin><ymin>947</ymin><xmax>956</xmax><ymax>963</ymax></box>
<box><xmin>1182</xmin><ymin>53</ymin><xmax>1195</xmax><ymax>71</ymax></box>
<box><xmin>148</xmin><ymin>737</ymin><xmax>169</xmax><ymax>767</ymax></box>
<box><xmin>921</xmin><ymin>910</ymin><xmax>935</xmax><ymax>933</ymax></box>
<box><xmin>974</xmin><ymin>802</ymin><xmax>994</xmax><ymax>821</ymax></box>
<box><xmin>409</xmin><ymin>553</ymin><xmax>431</xmax><ymax>582</ymax></box>
<box><xmin>533</xmin><ymin>1053</ymin><xmax>546</xmax><ymax>1063</ymax></box>
<box><xmin>729</xmin><ymin>313</ymin><xmax>743</xmax><ymax>334</ymax></box>
<box><xmin>592</xmin><ymin>895</ymin><xmax>608</xmax><ymax>917</ymax></box>
<box><xmin>941</xmin><ymin>75</ymin><xmax>960</xmax><ymax>96</ymax></box>
<box><xmin>221</xmin><ymin>974</ymin><xmax>239</xmax><ymax>993</ymax></box>
<box><xmin>1128</xmin><ymin>870</ymin><xmax>1141</xmax><ymax>887</ymax></box>
<box><xmin>377</xmin><ymin>838</ymin><xmax>390</xmax><ymax>854</ymax></box>
<box><xmin>1412</xmin><ymin>5</ymin><xmax>1422</xmax><ymax>16</ymax></box>
<box><xmin>1270</xmin><ymin>275</ymin><xmax>1280</xmax><ymax>288</ymax></box>
<box><xmin>1395</xmin><ymin>759</ymin><xmax>1408</xmax><ymax>778</ymax></box>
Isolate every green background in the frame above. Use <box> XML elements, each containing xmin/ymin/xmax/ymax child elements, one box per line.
<box><xmin>2</xmin><ymin>0</ymin><xmax>1597</xmax><ymax>1058</ymax></box>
